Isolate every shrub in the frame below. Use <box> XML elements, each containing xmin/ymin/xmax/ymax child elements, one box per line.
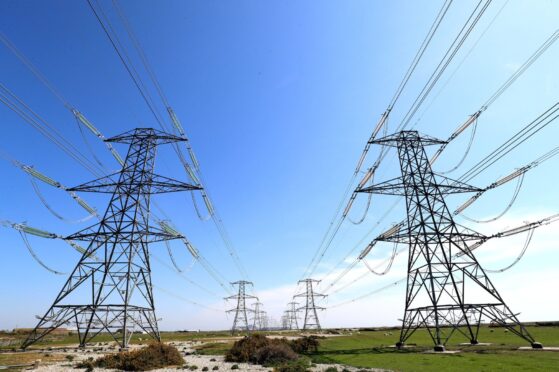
<box><xmin>203</xmin><ymin>367</ymin><xmax>209</xmax><ymax>371</ymax></box>
<box><xmin>289</xmin><ymin>337</ymin><xmax>319</xmax><ymax>354</ymax></box>
<box><xmin>189</xmin><ymin>366</ymin><xmax>199</xmax><ymax>370</ymax></box>
<box><xmin>231</xmin><ymin>365</ymin><xmax>239</xmax><ymax>370</ymax></box>
<box><xmin>76</xmin><ymin>342</ymin><xmax>184</xmax><ymax>371</ymax></box>
<box><xmin>65</xmin><ymin>355</ymin><xmax>75</xmax><ymax>362</ymax></box>
<box><xmin>254</xmin><ymin>344</ymin><xmax>297</xmax><ymax>365</ymax></box>
<box><xmin>226</xmin><ymin>334</ymin><xmax>271</xmax><ymax>363</ymax></box>
<box><xmin>212</xmin><ymin>366</ymin><xmax>219</xmax><ymax>370</ymax></box>
<box><xmin>226</xmin><ymin>334</ymin><xmax>304</xmax><ymax>367</ymax></box>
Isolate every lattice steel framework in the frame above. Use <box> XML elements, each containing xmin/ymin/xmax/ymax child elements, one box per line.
<box><xmin>295</xmin><ymin>279</ymin><xmax>325</xmax><ymax>330</ymax></box>
<box><xmin>357</xmin><ymin>130</ymin><xmax>541</xmax><ymax>351</ymax></box>
<box><xmin>22</xmin><ymin>128</ymin><xmax>200</xmax><ymax>349</ymax></box>
<box><xmin>285</xmin><ymin>301</ymin><xmax>300</xmax><ymax>330</ymax></box>
<box><xmin>226</xmin><ymin>280</ymin><xmax>257</xmax><ymax>334</ymax></box>
<box><xmin>251</xmin><ymin>301</ymin><xmax>264</xmax><ymax>330</ymax></box>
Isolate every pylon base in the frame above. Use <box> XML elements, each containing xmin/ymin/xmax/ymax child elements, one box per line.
<box><xmin>434</xmin><ymin>345</ymin><xmax>446</xmax><ymax>352</ymax></box>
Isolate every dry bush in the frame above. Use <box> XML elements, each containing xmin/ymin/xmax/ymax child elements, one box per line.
<box><xmin>225</xmin><ymin>334</ymin><xmax>272</xmax><ymax>363</ymax></box>
<box><xmin>76</xmin><ymin>342</ymin><xmax>184</xmax><ymax>371</ymax></box>
<box><xmin>226</xmin><ymin>334</ymin><xmax>300</xmax><ymax>366</ymax></box>
<box><xmin>288</xmin><ymin>337</ymin><xmax>319</xmax><ymax>354</ymax></box>
<box><xmin>254</xmin><ymin>343</ymin><xmax>298</xmax><ymax>365</ymax></box>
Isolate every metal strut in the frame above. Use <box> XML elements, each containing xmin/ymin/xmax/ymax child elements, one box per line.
<box><xmin>21</xmin><ymin>128</ymin><xmax>202</xmax><ymax>349</ymax></box>
<box><xmin>357</xmin><ymin>130</ymin><xmax>541</xmax><ymax>351</ymax></box>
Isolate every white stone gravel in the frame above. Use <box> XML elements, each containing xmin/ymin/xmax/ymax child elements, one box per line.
<box><xmin>14</xmin><ymin>341</ymin><xmax>389</xmax><ymax>372</ymax></box>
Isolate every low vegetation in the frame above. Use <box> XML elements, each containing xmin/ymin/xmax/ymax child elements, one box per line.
<box><xmin>76</xmin><ymin>342</ymin><xmax>184</xmax><ymax>371</ymax></box>
<box><xmin>225</xmin><ymin>334</ymin><xmax>317</xmax><ymax>371</ymax></box>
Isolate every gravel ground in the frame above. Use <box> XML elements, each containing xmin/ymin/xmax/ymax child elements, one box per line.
<box><xmin>6</xmin><ymin>341</ymin><xmax>389</xmax><ymax>372</ymax></box>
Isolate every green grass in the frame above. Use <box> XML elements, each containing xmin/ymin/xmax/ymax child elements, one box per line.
<box><xmin>2</xmin><ymin>327</ymin><xmax>559</xmax><ymax>371</ymax></box>
<box><xmin>311</xmin><ymin>326</ymin><xmax>559</xmax><ymax>372</ymax></box>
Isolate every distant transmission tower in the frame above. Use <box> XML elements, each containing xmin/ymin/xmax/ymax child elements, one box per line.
<box><xmin>295</xmin><ymin>279</ymin><xmax>325</xmax><ymax>330</ymax></box>
<box><xmin>251</xmin><ymin>301</ymin><xmax>264</xmax><ymax>330</ymax></box>
<box><xmin>261</xmin><ymin>311</ymin><xmax>269</xmax><ymax>330</ymax></box>
<box><xmin>358</xmin><ymin>130</ymin><xmax>541</xmax><ymax>351</ymax></box>
<box><xmin>226</xmin><ymin>281</ymin><xmax>257</xmax><ymax>334</ymax></box>
<box><xmin>285</xmin><ymin>301</ymin><xmax>300</xmax><ymax>330</ymax></box>
<box><xmin>281</xmin><ymin>313</ymin><xmax>289</xmax><ymax>330</ymax></box>
<box><xmin>22</xmin><ymin>128</ymin><xmax>200</xmax><ymax>349</ymax></box>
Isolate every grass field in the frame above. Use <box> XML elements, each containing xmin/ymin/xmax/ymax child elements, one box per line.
<box><xmin>309</xmin><ymin>326</ymin><xmax>559</xmax><ymax>371</ymax></box>
<box><xmin>192</xmin><ymin>326</ymin><xmax>559</xmax><ymax>371</ymax></box>
<box><xmin>1</xmin><ymin>326</ymin><xmax>559</xmax><ymax>371</ymax></box>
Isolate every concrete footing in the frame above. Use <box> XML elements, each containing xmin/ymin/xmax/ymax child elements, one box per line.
<box><xmin>518</xmin><ymin>346</ymin><xmax>559</xmax><ymax>351</ymax></box>
<box><xmin>459</xmin><ymin>342</ymin><xmax>492</xmax><ymax>346</ymax></box>
<box><xmin>423</xmin><ymin>349</ymin><xmax>461</xmax><ymax>354</ymax></box>
<box><xmin>434</xmin><ymin>344</ymin><xmax>445</xmax><ymax>352</ymax></box>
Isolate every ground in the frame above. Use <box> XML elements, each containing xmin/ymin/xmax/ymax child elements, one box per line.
<box><xmin>0</xmin><ymin>326</ymin><xmax>558</xmax><ymax>371</ymax></box>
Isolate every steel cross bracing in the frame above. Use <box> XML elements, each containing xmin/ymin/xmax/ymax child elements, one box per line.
<box><xmin>285</xmin><ymin>301</ymin><xmax>300</xmax><ymax>330</ymax></box>
<box><xmin>294</xmin><ymin>279</ymin><xmax>326</xmax><ymax>330</ymax></box>
<box><xmin>357</xmin><ymin>130</ymin><xmax>541</xmax><ymax>351</ymax></box>
<box><xmin>21</xmin><ymin>128</ymin><xmax>201</xmax><ymax>349</ymax></box>
<box><xmin>250</xmin><ymin>301</ymin><xmax>264</xmax><ymax>331</ymax></box>
<box><xmin>226</xmin><ymin>281</ymin><xmax>258</xmax><ymax>334</ymax></box>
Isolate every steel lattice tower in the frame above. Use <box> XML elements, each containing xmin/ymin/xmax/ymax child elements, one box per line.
<box><xmin>357</xmin><ymin>130</ymin><xmax>541</xmax><ymax>351</ymax></box>
<box><xmin>22</xmin><ymin>128</ymin><xmax>201</xmax><ymax>349</ymax></box>
<box><xmin>285</xmin><ymin>301</ymin><xmax>300</xmax><ymax>330</ymax></box>
<box><xmin>295</xmin><ymin>279</ymin><xmax>325</xmax><ymax>330</ymax></box>
<box><xmin>281</xmin><ymin>313</ymin><xmax>289</xmax><ymax>330</ymax></box>
<box><xmin>251</xmin><ymin>301</ymin><xmax>264</xmax><ymax>330</ymax></box>
<box><xmin>226</xmin><ymin>281</ymin><xmax>257</xmax><ymax>334</ymax></box>
<box><xmin>260</xmin><ymin>311</ymin><xmax>269</xmax><ymax>330</ymax></box>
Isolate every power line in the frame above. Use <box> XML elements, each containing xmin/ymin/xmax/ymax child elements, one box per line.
<box><xmin>301</xmin><ymin>1</ymin><xmax>492</xmax><ymax>282</ymax></box>
<box><xmin>88</xmin><ymin>0</ymin><xmax>251</xmax><ymax>280</ymax></box>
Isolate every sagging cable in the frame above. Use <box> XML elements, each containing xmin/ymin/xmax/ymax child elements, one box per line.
<box><xmin>30</xmin><ymin>178</ymin><xmax>95</xmax><ymax>223</ymax></box>
<box><xmin>362</xmin><ymin>242</ymin><xmax>398</xmax><ymax>276</ymax></box>
<box><xmin>1</xmin><ymin>220</ymin><xmax>88</xmax><ymax>257</ymax></box>
<box><xmin>164</xmin><ymin>240</ymin><xmax>183</xmax><ymax>273</ymax></box>
<box><xmin>431</xmin><ymin>110</ymin><xmax>481</xmax><ymax>166</ymax></box>
<box><xmin>159</xmin><ymin>220</ymin><xmax>200</xmax><ymax>260</ymax></box>
<box><xmin>453</xmin><ymin>166</ymin><xmax>528</xmax><ymax>216</ymax></box>
<box><xmin>167</xmin><ymin>107</ymin><xmax>200</xmax><ymax>170</ymax></box>
<box><xmin>73</xmin><ymin>109</ymin><xmax>125</xmax><ymax>166</ymax></box>
<box><xmin>75</xmin><ymin>115</ymin><xmax>105</xmax><ymax>168</ymax></box>
<box><xmin>355</xmin><ymin>110</ymin><xmax>389</xmax><ymax>173</ymax></box>
<box><xmin>191</xmin><ymin>192</ymin><xmax>211</xmax><ymax>221</ymax></box>
<box><xmin>14</xmin><ymin>160</ymin><xmax>99</xmax><ymax>218</ymax></box>
<box><xmin>460</xmin><ymin>212</ymin><xmax>559</xmax><ymax>257</ymax></box>
<box><xmin>485</xmin><ymin>228</ymin><xmax>534</xmax><ymax>273</ymax></box>
<box><xmin>348</xmin><ymin>167</ymin><xmax>375</xmax><ymax>224</ymax></box>
<box><xmin>19</xmin><ymin>231</ymin><xmax>66</xmax><ymax>275</ymax></box>
<box><xmin>461</xmin><ymin>171</ymin><xmax>525</xmax><ymax>223</ymax></box>
<box><xmin>439</xmin><ymin>116</ymin><xmax>478</xmax><ymax>174</ymax></box>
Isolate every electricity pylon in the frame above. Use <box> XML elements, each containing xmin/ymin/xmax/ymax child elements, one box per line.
<box><xmin>294</xmin><ymin>279</ymin><xmax>325</xmax><ymax>330</ymax></box>
<box><xmin>22</xmin><ymin>128</ymin><xmax>201</xmax><ymax>349</ymax></box>
<box><xmin>251</xmin><ymin>301</ymin><xmax>264</xmax><ymax>330</ymax></box>
<box><xmin>226</xmin><ymin>280</ymin><xmax>257</xmax><ymax>334</ymax></box>
<box><xmin>357</xmin><ymin>130</ymin><xmax>541</xmax><ymax>351</ymax></box>
<box><xmin>285</xmin><ymin>301</ymin><xmax>300</xmax><ymax>330</ymax></box>
<box><xmin>260</xmin><ymin>311</ymin><xmax>269</xmax><ymax>330</ymax></box>
<box><xmin>281</xmin><ymin>313</ymin><xmax>289</xmax><ymax>330</ymax></box>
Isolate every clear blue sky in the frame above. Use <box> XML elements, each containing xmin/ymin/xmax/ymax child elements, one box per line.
<box><xmin>0</xmin><ymin>0</ymin><xmax>558</xmax><ymax>331</ymax></box>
